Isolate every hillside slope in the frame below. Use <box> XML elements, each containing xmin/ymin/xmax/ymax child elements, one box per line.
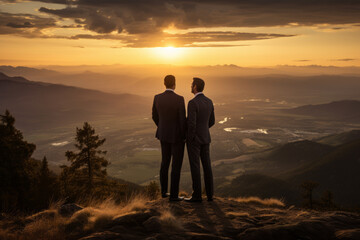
<box><xmin>215</xmin><ymin>138</ymin><xmax>360</xmax><ymax>207</ymax></box>
<box><xmin>0</xmin><ymin>72</ymin><xmax>149</xmax><ymax>130</ymax></box>
<box><xmin>1</xmin><ymin>197</ymin><xmax>359</xmax><ymax>240</ymax></box>
<box><xmin>316</xmin><ymin>129</ymin><xmax>360</xmax><ymax>146</ymax></box>
<box><xmin>257</xmin><ymin>140</ymin><xmax>333</xmax><ymax>175</ymax></box>
<box><xmin>284</xmin><ymin>100</ymin><xmax>360</xmax><ymax>122</ymax></box>
<box><xmin>286</xmin><ymin>139</ymin><xmax>360</xmax><ymax>207</ymax></box>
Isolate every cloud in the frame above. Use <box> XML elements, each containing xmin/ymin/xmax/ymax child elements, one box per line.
<box><xmin>61</xmin><ymin>31</ymin><xmax>294</xmax><ymax>47</ymax></box>
<box><xmin>35</xmin><ymin>0</ymin><xmax>360</xmax><ymax>30</ymax></box>
<box><xmin>0</xmin><ymin>12</ymin><xmax>57</xmax><ymax>37</ymax></box>
<box><xmin>331</xmin><ymin>58</ymin><xmax>356</xmax><ymax>62</ymax></box>
<box><xmin>2</xmin><ymin>0</ymin><xmax>360</xmax><ymax>47</ymax></box>
<box><xmin>0</xmin><ymin>10</ymin><xmax>294</xmax><ymax>47</ymax></box>
<box><xmin>128</xmin><ymin>31</ymin><xmax>295</xmax><ymax>47</ymax></box>
<box><xmin>6</xmin><ymin>21</ymin><xmax>34</xmax><ymax>28</ymax></box>
<box><xmin>295</xmin><ymin>59</ymin><xmax>310</xmax><ymax>62</ymax></box>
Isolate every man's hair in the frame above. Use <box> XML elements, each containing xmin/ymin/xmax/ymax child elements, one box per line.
<box><xmin>193</xmin><ymin>77</ymin><xmax>205</xmax><ymax>92</ymax></box>
<box><xmin>164</xmin><ymin>75</ymin><xmax>175</xmax><ymax>88</ymax></box>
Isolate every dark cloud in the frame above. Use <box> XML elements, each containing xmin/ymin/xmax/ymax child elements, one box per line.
<box><xmin>38</xmin><ymin>6</ymin><xmax>87</xmax><ymax>18</ymax></box>
<box><xmin>332</xmin><ymin>58</ymin><xmax>356</xmax><ymax>62</ymax></box>
<box><xmin>331</xmin><ymin>27</ymin><xmax>345</xmax><ymax>30</ymax></box>
<box><xmin>35</xmin><ymin>0</ymin><xmax>360</xmax><ymax>31</ymax></box>
<box><xmin>0</xmin><ymin>12</ymin><xmax>57</xmax><ymax>37</ymax></box>
<box><xmin>6</xmin><ymin>21</ymin><xmax>34</xmax><ymax>28</ymax></box>
<box><xmin>2</xmin><ymin>0</ymin><xmax>360</xmax><ymax>47</ymax></box>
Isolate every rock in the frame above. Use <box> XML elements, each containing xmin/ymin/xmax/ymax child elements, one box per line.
<box><xmin>153</xmin><ymin>233</ymin><xmax>187</xmax><ymax>240</ymax></box>
<box><xmin>188</xmin><ymin>233</ymin><xmax>232</xmax><ymax>240</ymax></box>
<box><xmin>59</xmin><ymin>203</ymin><xmax>83</xmax><ymax>217</ymax></box>
<box><xmin>111</xmin><ymin>211</ymin><xmax>152</xmax><ymax>227</ymax></box>
<box><xmin>144</xmin><ymin>237</ymin><xmax>157</xmax><ymax>240</ymax></box>
<box><xmin>184</xmin><ymin>222</ymin><xmax>211</xmax><ymax>233</ymax></box>
<box><xmin>238</xmin><ymin>220</ymin><xmax>334</xmax><ymax>240</ymax></box>
<box><xmin>143</xmin><ymin>216</ymin><xmax>162</xmax><ymax>232</ymax></box>
<box><xmin>78</xmin><ymin>231</ymin><xmax>123</xmax><ymax>240</ymax></box>
<box><xmin>169</xmin><ymin>204</ymin><xmax>187</xmax><ymax>216</ymax></box>
<box><xmin>108</xmin><ymin>225</ymin><xmax>127</xmax><ymax>233</ymax></box>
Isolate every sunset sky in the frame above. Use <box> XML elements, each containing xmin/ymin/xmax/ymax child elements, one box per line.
<box><xmin>0</xmin><ymin>0</ymin><xmax>360</xmax><ymax>67</ymax></box>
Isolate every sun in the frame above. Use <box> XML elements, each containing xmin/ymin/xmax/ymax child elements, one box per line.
<box><xmin>153</xmin><ymin>46</ymin><xmax>181</xmax><ymax>59</ymax></box>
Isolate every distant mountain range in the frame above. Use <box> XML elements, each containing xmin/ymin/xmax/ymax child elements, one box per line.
<box><xmin>0</xmin><ymin>66</ymin><xmax>138</xmax><ymax>95</ymax></box>
<box><xmin>0</xmin><ymin>72</ymin><xmax>149</xmax><ymax>130</ymax></box>
<box><xmin>217</xmin><ymin>130</ymin><xmax>360</xmax><ymax>208</ymax></box>
<box><xmin>284</xmin><ymin>100</ymin><xmax>360</xmax><ymax>122</ymax></box>
<box><xmin>2</xmin><ymin>65</ymin><xmax>360</xmax><ymax>104</ymax></box>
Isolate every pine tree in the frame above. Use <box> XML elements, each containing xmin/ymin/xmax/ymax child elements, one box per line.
<box><xmin>38</xmin><ymin>156</ymin><xmax>54</xmax><ymax>208</ymax></box>
<box><xmin>0</xmin><ymin>110</ymin><xmax>36</xmax><ymax>211</ymax></box>
<box><xmin>40</xmin><ymin>156</ymin><xmax>50</xmax><ymax>181</ymax></box>
<box><xmin>65</xmin><ymin>122</ymin><xmax>108</xmax><ymax>194</ymax></box>
<box><xmin>321</xmin><ymin>190</ymin><xmax>334</xmax><ymax>209</ymax></box>
<box><xmin>301</xmin><ymin>181</ymin><xmax>319</xmax><ymax>209</ymax></box>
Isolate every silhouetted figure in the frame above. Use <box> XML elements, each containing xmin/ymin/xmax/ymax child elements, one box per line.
<box><xmin>185</xmin><ymin>78</ymin><xmax>215</xmax><ymax>202</ymax></box>
<box><xmin>152</xmin><ymin>75</ymin><xmax>186</xmax><ymax>201</ymax></box>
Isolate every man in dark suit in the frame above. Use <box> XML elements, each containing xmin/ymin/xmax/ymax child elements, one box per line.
<box><xmin>185</xmin><ymin>77</ymin><xmax>215</xmax><ymax>202</ymax></box>
<box><xmin>152</xmin><ymin>75</ymin><xmax>186</xmax><ymax>201</ymax></box>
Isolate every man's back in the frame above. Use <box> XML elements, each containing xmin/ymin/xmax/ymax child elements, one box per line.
<box><xmin>185</xmin><ymin>77</ymin><xmax>215</xmax><ymax>202</ymax></box>
<box><xmin>152</xmin><ymin>90</ymin><xmax>186</xmax><ymax>143</ymax></box>
<box><xmin>187</xmin><ymin>94</ymin><xmax>215</xmax><ymax>144</ymax></box>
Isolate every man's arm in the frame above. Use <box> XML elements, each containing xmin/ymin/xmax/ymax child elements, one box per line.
<box><xmin>179</xmin><ymin>97</ymin><xmax>187</xmax><ymax>140</ymax></box>
<box><xmin>187</xmin><ymin>100</ymin><xmax>197</xmax><ymax>141</ymax></box>
<box><xmin>209</xmin><ymin>102</ymin><xmax>215</xmax><ymax>128</ymax></box>
<box><xmin>152</xmin><ymin>96</ymin><xmax>159</xmax><ymax>126</ymax></box>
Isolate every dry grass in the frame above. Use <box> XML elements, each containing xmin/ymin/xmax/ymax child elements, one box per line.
<box><xmin>226</xmin><ymin>211</ymin><xmax>250</xmax><ymax>219</ymax></box>
<box><xmin>0</xmin><ymin>229</ymin><xmax>16</xmax><ymax>240</ymax></box>
<box><xmin>232</xmin><ymin>196</ymin><xmax>285</xmax><ymax>207</ymax></box>
<box><xmin>253</xmin><ymin>207</ymin><xmax>286</xmax><ymax>214</ymax></box>
<box><xmin>159</xmin><ymin>210</ymin><xmax>183</xmax><ymax>231</ymax></box>
<box><xmin>23</xmin><ymin>216</ymin><xmax>67</xmax><ymax>240</ymax></box>
<box><xmin>0</xmin><ymin>194</ymin><xmax>152</xmax><ymax>240</ymax></box>
<box><xmin>119</xmin><ymin>194</ymin><xmax>149</xmax><ymax>213</ymax></box>
<box><xmin>48</xmin><ymin>198</ymin><xmax>66</xmax><ymax>211</ymax></box>
<box><xmin>65</xmin><ymin>194</ymin><xmax>151</xmax><ymax>234</ymax></box>
<box><xmin>0</xmin><ymin>211</ymin><xmax>67</xmax><ymax>240</ymax></box>
<box><xmin>294</xmin><ymin>210</ymin><xmax>311</xmax><ymax>218</ymax></box>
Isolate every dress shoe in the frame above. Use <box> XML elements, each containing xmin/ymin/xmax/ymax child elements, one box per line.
<box><xmin>184</xmin><ymin>197</ymin><xmax>202</xmax><ymax>202</ymax></box>
<box><xmin>207</xmin><ymin>197</ymin><xmax>214</xmax><ymax>202</ymax></box>
<box><xmin>169</xmin><ymin>196</ymin><xmax>184</xmax><ymax>202</ymax></box>
<box><xmin>162</xmin><ymin>193</ymin><xmax>170</xmax><ymax>198</ymax></box>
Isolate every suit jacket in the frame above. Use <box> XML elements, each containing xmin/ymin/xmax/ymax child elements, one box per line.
<box><xmin>152</xmin><ymin>90</ymin><xmax>186</xmax><ymax>143</ymax></box>
<box><xmin>187</xmin><ymin>93</ymin><xmax>215</xmax><ymax>144</ymax></box>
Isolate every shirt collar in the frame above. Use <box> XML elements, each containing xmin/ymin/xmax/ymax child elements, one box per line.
<box><xmin>165</xmin><ymin>88</ymin><xmax>175</xmax><ymax>92</ymax></box>
<box><xmin>194</xmin><ymin>92</ymin><xmax>204</xmax><ymax>97</ymax></box>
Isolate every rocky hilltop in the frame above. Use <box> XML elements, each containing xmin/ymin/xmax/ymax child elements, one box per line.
<box><xmin>1</xmin><ymin>196</ymin><xmax>360</xmax><ymax>240</ymax></box>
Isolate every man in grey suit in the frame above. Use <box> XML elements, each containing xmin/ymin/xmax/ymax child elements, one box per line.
<box><xmin>185</xmin><ymin>77</ymin><xmax>215</xmax><ymax>202</ymax></box>
<box><xmin>152</xmin><ymin>75</ymin><xmax>186</xmax><ymax>201</ymax></box>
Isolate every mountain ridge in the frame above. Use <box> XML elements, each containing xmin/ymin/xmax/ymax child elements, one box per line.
<box><xmin>0</xmin><ymin>72</ymin><xmax>149</xmax><ymax>130</ymax></box>
<box><xmin>284</xmin><ymin>100</ymin><xmax>360</xmax><ymax>121</ymax></box>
